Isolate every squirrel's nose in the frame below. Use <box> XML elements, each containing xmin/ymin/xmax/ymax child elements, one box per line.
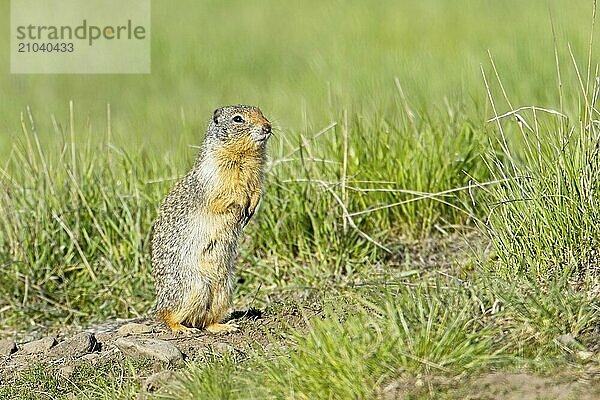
<box><xmin>262</xmin><ymin>123</ymin><xmax>272</xmax><ymax>135</ymax></box>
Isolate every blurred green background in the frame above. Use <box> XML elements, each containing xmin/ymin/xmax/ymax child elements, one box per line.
<box><xmin>0</xmin><ymin>0</ymin><xmax>595</xmax><ymax>154</ymax></box>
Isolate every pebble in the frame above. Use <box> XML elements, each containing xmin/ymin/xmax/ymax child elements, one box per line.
<box><xmin>212</xmin><ymin>342</ymin><xmax>235</xmax><ymax>353</ymax></box>
<box><xmin>143</xmin><ymin>370</ymin><xmax>175</xmax><ymax>392</ymax></box>
<box><xmin>21</xmin><ymin>336</ymin><xmax>57</xmax><ymax>355</ymax></box>
<box><xmin>555</xmin><ymin>333</ymin><xmax>578</xmax><ymax>347</ymax></box>
<box><xmin>58</xmin><ymin>365</ymin><xmax>75</xmax><ymax>378</ymax></box>
<box><xmin>51</xmin><ymin>332</ymin><xmax>98</xmax><ymax>359</ymax></box>
<box><xmin>576</xmin><ymin>350</ymin><xmax>594</xmax><ymax>361</ymax></box>
<box><xmin>115</xmin><ymin>337</ymin><xmax>183</xmax><ymax>364</ymax></box>
<box><xmin>0</xmin><ymin>339</ymin><xmax>17</xmax><ymax>357</ymax></box>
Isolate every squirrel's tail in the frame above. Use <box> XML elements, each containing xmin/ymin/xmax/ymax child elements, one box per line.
<box><xmin>84</xmin><ymin>316</ymin><xmax>150</xmax><ymax>334</ymax></box>
<box><xmin>86</xmin><ymin>304</ymin><xmax>160</xmax><ymax>334</ymax></box>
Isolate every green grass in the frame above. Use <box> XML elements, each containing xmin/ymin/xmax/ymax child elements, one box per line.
<box><xmin>0</xmin><ymin>360</ymin><xmax>143</xmax><ymax>400</ymax></box>
<box><xmin>155</xmin><ymin>280</ymin><xmax>598</xmax><ymax>400</ymax></box>
<box><xmin>0</xmin><ymin>0</ymin><xmax>596</xmax><ymax>152</ymax></box>
<box><xmin>249</xmin><ymin>287</ymin><xmax>499</xmax><ymax>400</ymax></box>
<box><xmin>0</xmin><ymin>0</ymin><xmax>599</xmax><ymax>398</ymax></box>
<box><xmin>482</xmin><ymin>82</ymin><xmax>600</xmax><ymax>278</ymax></box>
<box><xmin>2</xmin><ymin>279</ymin><xmax>597</xmax><ymax>399</ymax></box>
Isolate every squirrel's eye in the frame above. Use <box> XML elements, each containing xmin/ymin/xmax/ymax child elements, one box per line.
<box><xmin>232</xmin><ymin>115</ymin><xmax>244</xmax><ymax>123</ymax></box>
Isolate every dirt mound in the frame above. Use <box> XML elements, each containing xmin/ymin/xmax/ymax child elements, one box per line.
<box><xmin>0</xmin><ymin>304</ymin><xmax>311</xmax><ymax>385</ymax></box>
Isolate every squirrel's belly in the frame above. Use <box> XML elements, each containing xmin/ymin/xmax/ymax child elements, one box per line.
<box><xmin>182</xmin><ymin>213</ymin><xmax>242</xmax><ymax>274</ymax></box>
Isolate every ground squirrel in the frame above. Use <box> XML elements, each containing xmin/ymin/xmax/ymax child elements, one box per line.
<box><xmin>151</xmin><ymin>105</ymin><xmax>272</xmax><ymax>334</ymax></box>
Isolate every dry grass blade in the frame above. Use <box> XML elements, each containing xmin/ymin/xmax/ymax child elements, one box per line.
<box><xmin>344</xmin><ymin>179</ymin><xmax>509</xmax><ymax>219</ymax></box>
<box><xmin>486</xmin><ymin>106</ymin><xmax>568</xmax><ymax>123</ymax></box>
<box><xmin>290</xmin><ymin>178</ymin><xmax>392</xmax><ymax>253</ymax></box>
<box><xmin>51</xmin><ymin>211</ymin><xmax>98</xmax><ymax>282</ymax></box>
<box><xmin>279</xmin><ymin>121</ymin><xmax>337</xmax><ymax>161</ymax></box>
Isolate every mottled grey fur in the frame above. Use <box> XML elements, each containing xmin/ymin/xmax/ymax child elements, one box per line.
<box><xmin>150</xmin><ymin>105</ymin><xmax>271</xmax><ymax>333</ymax></box>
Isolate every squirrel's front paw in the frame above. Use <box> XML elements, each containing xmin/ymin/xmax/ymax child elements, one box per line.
<box><xmin>206</xmin><ymin>322</ymin><xmax>239</xmax><ymax>334</ymax></box>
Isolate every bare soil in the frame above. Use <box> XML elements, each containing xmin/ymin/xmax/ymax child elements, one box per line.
<box><xmin>0</xmin><ymin>302</ymin><xmax>317</xmax><ymax>386</ymax></box>
<box><xmin>380</xmin><ymin>369</ymin><xmax>600</xmax><ymax>400</ymax></box>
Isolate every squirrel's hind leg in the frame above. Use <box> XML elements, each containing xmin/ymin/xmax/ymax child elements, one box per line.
<box><xmin>157</xmin><ymin>309</ymin><xmax>200</xmax><ymax>335</ymax></box>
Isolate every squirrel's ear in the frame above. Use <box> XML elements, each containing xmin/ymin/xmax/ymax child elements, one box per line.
<box><xmin>212</xmin><ymin>108</ymin><xmax>222</xmax><ymax>124</ymax></box>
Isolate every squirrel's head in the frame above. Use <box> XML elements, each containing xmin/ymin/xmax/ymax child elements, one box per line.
<box><xmin>208</xmin><ymin>105</ymin><xmax>272</xmax><ymax>147</ymax></box>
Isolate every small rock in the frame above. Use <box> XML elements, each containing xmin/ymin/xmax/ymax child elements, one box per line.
<box><xmin>576</xmin><ymin>350</ymin><xmax>594</xmax><ymax>361</ymax></box>
<box><xmin>21</xmin><ymin>336</ymin><xmax>57</xmax><ymax>354</ymax></box>
<box><xmin>118</xmin><ymin>322</ymin><xmax>153</xmax><ymax>336</ymax></box>
<box><xmin>0</xmin><ymin>339</ymin><xmax>17</xmax><ymax>357</ymax></box>
<box><xmin>555</xmin><ymin>334</ymin><xmax>587</xmax><ymax>352</ymax></box>
<box><xmin>95</xmin><ymin>331</ymin><xmax>116</xmax><ymax>345</ymax></box>
<box><xmin>51</xmin><ymin>332</ymin><xmax>98</xmax><ymax>359</ymax></box>
<box><xmin>212</xmin><ymin>342</ymin><xmax>234</xmax><ymax>353</ymax></box>
<box><xmin>555</xmin><ymin>334</ymin><xmax>577</xmax><ymax>347</ymax></box>
<box><xmin>115</xmin><ymin>337</ymin><xmax>183</xmax><ymax>364</ymax></box>
<box><xmin>59</xmin><ymin>365</ymin><xmax>75</xmax><ymax>378</ymax></box>
<box><xmin>81</xmin><ymin>352</ymin><xmax>100</xmax><ymax>363</ymax></box>
<box><xmin>144</xmin><ymin>370</ymin><xmax>174</xmax><ymax>393</ymax></box>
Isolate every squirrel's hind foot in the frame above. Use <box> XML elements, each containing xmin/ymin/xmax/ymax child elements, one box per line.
<box><xmin>157</xmin><ymin>310</ymin><xmax>200</xmax><ymax>335</ymax></box>
<box><xmin>206</xmin><ymin>322</ymin><xmax>239</xmax><ymax>334</ymax></box>
<box><xmin>170</xmin><ymin>322</ymin><xmax>200</xmax><ymax>336</ymax></box>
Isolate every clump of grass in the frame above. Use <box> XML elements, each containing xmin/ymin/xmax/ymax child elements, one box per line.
<box><xmin>480</xmin><ymin>40</ymin><xmax>600</xmax><ymax>280</ymax></box>
<box><xmin>0</xmin><ymin>360</ymin><xmax>142</xmax><ymax>400</ymax></box>
<box><xmin>156</xmin><ymin>353</ymin><xmax>240</xmax><ymax>400</ymax></box>
<box><xmin>242</xmin><ymin>285</ymin><xmax>501</xmax><ymax>400</ymax></box>
<box><xmin>0</xmin><ymin>107</ymin><xmax>161</xmax><ymax>329</ymax></box>
<box><xmin>244</xmin><ymin>104</ymin><xmax>489</xmax><ymax>294</ymax></box>
<box><xmin>487</xmin><ymin>275</ymin><xmax>600</xmax><ymax>358</ymax></box>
